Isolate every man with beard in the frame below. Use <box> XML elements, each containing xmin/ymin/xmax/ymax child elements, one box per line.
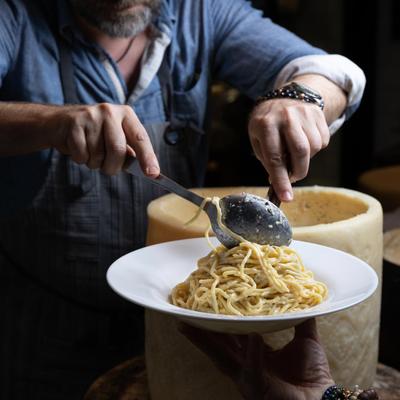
<box><xmin>0</xmin><ymin>0</ymin><xmax>364</xmax><ymax>398</ymax></box>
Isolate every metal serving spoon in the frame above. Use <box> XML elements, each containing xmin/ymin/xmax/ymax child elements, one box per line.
<box><xmin>124</xmin><ymin>158</ymin><xmax>292</xmax><ymax>248</ymax></box>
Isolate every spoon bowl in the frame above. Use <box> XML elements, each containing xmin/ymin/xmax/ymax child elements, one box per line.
<box><xmin>124</xmin><ymin>158</ymin><xmax>292</xmax><ymax>247</ymax></box>
<box><xmin>219</xmin><ymin>193</ymin><xmax>292</xmax><ymax>247</ymax></box>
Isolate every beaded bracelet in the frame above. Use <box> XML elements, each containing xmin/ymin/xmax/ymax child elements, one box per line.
<box><xmin>255</xmin><ymin>82</ymin><xmax>325</xmax><ymax>110</ymax></box>
<box><xmin>322</xmin><ymin>385</ymin><xmax>379</xmax><ymax>400</ymax></box>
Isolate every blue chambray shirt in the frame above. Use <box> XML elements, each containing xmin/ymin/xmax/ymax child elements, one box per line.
<box><xmin>0</xmin><ymin>0</ymin><xmax>325</xmax><ymax>215</ymax></box>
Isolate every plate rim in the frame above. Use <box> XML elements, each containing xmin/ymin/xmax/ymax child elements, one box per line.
<box><xmin>106</xmin><ymin>238</ymin><xmax>379</xmax><ymax>323</ymax></box>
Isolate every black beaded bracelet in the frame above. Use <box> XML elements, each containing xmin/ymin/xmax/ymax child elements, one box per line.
<box><xmin>322</xmin><ymin>385</ymin><xmax>379</xmax><ymax>400</ymax></box>
<box><xmin>256</xmin><ymin>81</ymin><xmax>325</xmax><ymax>110</ymax></box>
<box><xmin>322</xmin><ymin>385</ymin><xmax>344</xmax><ymax>399</ymax></box>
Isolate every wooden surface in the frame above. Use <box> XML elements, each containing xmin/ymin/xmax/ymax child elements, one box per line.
<box><xmin>84</xmin><ymin>357</ymin><xmax>400</xmax><ymax>400</ymax></box>
<box><xmin>84</xmin><ymin>357</ymin><xmax>148</xmax><ymax>400</ymax></box>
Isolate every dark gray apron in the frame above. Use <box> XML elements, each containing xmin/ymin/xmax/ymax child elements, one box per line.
<box><xmin>0</xmin><ymin>37</ymin><xmax>207</xmax><ymax>399</ymax></box>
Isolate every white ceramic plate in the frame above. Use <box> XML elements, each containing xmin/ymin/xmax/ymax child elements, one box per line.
<box><xmin>107</xmin><ymin>238</ymin><xmax>378</xmax><ymax>334</ymax></box>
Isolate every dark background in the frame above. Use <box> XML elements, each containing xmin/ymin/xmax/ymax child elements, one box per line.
<box><xmin>204</xmin><ymin>0</ymin><xmax>400</xmax><ymax>371</ymax></box>
<box><xmin>205</xmin><ymin>0</ymin><xmax>399</xmax><ymax>190</ymax></box>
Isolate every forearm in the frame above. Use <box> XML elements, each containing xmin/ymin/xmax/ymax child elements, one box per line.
<box><xmin>0</xmin><ymin>101</ymin><xmax>160</xmax><ymax>176</ymax></box>
<box><xmin>288</xmin><ymin>73</ymin><xmax>347</xmax><ymax>126</ymax></box>
<box><xmin>0</xmin><ymin>102</ymin><xmax>59</xmax><ymax>156</ymax></box>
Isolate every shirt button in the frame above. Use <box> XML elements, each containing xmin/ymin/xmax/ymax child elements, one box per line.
<box><xmin>164</xmin><ymin>130</ymin><xmax>182</xmax><ymax>145</ymax></box>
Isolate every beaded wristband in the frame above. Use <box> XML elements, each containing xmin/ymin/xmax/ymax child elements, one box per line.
<box><xmin>322</xmin><ymin>385</ymin><xmax>342</xmax><ymax>399</ymax></box>
<box><xmin>255</xmin><ymin>81</ymin><xmax>325</xmax><ymax>110</ymax></box>
<box><xmin>322</xmin><ymin>385</ymin><xmax>379</xmax><ymax>400</ymax></box>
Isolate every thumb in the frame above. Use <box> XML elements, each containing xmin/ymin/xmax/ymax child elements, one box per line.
<box><xmin>294</xmin><ymin>318</ymin><xmax>320</xmax><ymax>342</ymax></box>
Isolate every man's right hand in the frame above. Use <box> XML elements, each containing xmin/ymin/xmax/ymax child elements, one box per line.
<box><xmin>49</xmin><ymin>103</ymin><xmax>160</xmax><ymax>177</ymax></box>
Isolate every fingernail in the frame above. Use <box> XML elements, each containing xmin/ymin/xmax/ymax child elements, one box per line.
<box><xmin>146</xmin><ymin>166</ymin><xmax>159</xmax><ymax>176</ymax></box>
<box><xmin>282</xmin><ymin>191</ymin><xmax>293</xmax><ymax>201</ymax></box>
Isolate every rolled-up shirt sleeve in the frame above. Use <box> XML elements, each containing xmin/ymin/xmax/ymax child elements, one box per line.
<box><xmin>209</xmin><ymin>0</ymin><xmax>366</xmax><ymax>133</ymax></box>
<box><xmin>274</xmin><ymin>54</ymin><xmax>366</xmax><ymax>134</ymax></box>
<box><xmin>210</xmin><ymin>0</ymin><xmax>325</xmax><ymax>99</ymax></box>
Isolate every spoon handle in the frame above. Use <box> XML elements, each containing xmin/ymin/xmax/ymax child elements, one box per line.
<box><xmin>124</xmin><ymin>156</ymin><xmax>205</xmax><ymax>207</ymax></box>
<box><xmin>267</xmin><ymin>185</ymin><xmax>281</xmax><ymax>208</ymax></box>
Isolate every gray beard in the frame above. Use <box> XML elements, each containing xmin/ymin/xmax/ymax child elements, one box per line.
<box><xmin>70</xmin><ymin>0</ymin><xmax>161</xmax><ymax>38</ymax></box>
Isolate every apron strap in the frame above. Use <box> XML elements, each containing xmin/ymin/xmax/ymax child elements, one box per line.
<box><xmin>59</xmin><ymin>39</ymin><xmax>80</xmax><ymax>104</ymax></box>
<box><xmin>157</xmin><ymin>53</ymin><xmax>176</xmax><ymax>130</ymax></box>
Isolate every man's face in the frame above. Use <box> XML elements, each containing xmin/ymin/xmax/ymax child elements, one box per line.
<box><xmin>70</xmin><ymin>0</ymin><xmax>162</xmax><ymax>38</ymax></box>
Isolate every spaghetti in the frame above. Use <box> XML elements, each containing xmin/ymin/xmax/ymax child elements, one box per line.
<box><xmin>170</xmin><ymin>196</ymin><xmax>328</xmax><ymax>316</ymax></box>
